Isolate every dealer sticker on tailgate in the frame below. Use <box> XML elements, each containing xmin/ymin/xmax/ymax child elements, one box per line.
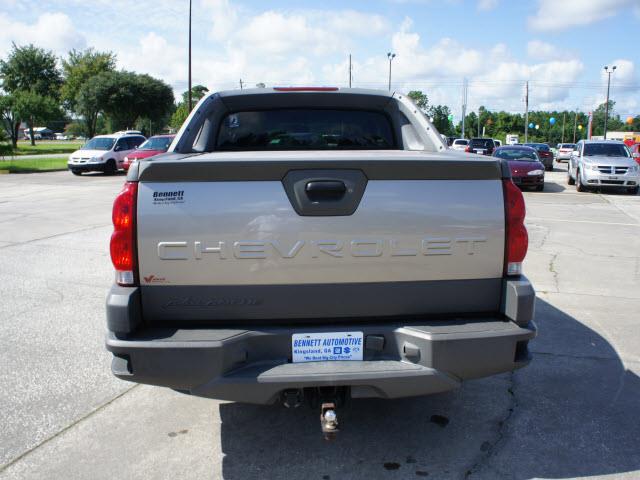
<box><xmin>292</xmin><ymin>332</ymin><xmax>363</xmax><ymax>363</ymax></box>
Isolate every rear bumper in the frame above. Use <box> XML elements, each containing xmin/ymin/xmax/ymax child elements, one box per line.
<box><xmin>512</xmin><ymin>175</ymin><xmax>544</xmax><ymax>187</ymax></box>
<box><xmin>106</xmin><ymin>319</ymin><xmax>536</xmax><ymax>404</ymax></box>
<box><xmin>68</xmin><ymin>163</ymin><xmax>107</xmax><ymax>173</ymax></box>
<box><xmin>106</xmin><ymin>276</ymin><xmax>537</xmax><ymax>404</ymax></box>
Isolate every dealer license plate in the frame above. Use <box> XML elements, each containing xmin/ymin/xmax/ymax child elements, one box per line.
<box><xmin>292</xmin><ymin>331</ymin><xmax>364</xmax><ymax>363</ymax></box>
<box><xmin>608</xmin><ymin>176</ymin><xmax>618</xmax><ymax>180</ymax></box>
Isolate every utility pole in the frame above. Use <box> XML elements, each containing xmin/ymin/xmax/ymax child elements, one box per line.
<box><xmin>461</xmin><ymin>77</ymin><xmax>468</xmax><ymax>138</ymax></box>
<box><xmin>477</xmin><ymin>108</ymin><xmax>481</xmax><ymax>137</ymax></box>
<box><xmin>561</xmin><ymin>112</ymin><xmax>566</xmax><ymax>143</ymax></box>
<box><xmin>188</xmin><ymin>0</ymin><xmax>192</xmax><ymax>111</ymax></box>
<box><xmin>387</xmin><ymin>52</ymin><xmax>396</xmax><ymax>91</ymax></box>
<box><xmin>524</xmin><ymin>81</ymin><xmax>529</xmax><ymax>143</ymax></box>
<box><xmin>572</xmin><ymin>110</ymin><xmax>578</xmax><ymax>143</ymax></box>
<box><xmin>348</xmin><ymin>54</ymin><xmax>352</xmax><ymax>88</ymax></box>
<box><xmin>603</xmin><ymin>65</ymin><xmax>616</xmax><ymax>139</ymax></box>
<box><xmin>239</xmin><ymin>79</ymin><xmax>244</xmax><ymax>90</ymax></box>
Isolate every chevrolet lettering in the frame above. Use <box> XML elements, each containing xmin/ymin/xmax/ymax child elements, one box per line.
<box><xmin>156</xmin><ymin>237</ymin><xmax>488</xmax><ymax>260</ymax></box>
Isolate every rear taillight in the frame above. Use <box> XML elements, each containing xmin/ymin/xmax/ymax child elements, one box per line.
<box><xmin>503</xmin><ymin>179</ymin><xmax>528</xmax><ymax>276</ymax></box>
<box><xmin>465</xmin><ymin>146</ymin><xmax>471</xmax><ymax>152</ymax></box>
<box><xmin>110</xmin><ymin>182</ymin><xmax>138</xmax><ymax>286</ymax></box>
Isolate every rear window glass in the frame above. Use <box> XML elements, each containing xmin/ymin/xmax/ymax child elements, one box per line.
<box><xmin>453</xmin><ymin>139</ymin><xmax>468</xmax><ymax>145</ymax></box>
<box><xmin>216</xmin><ymin>109</ymin><xmax>396</xmax><ymax>150</ymax></box>
<box><xmin>469</xmin><ymin>139</ymin><xmax>494</xmax><ymax>148</ymax></box>
<box><xmin>560</xmin><ymin>144</ymin><xmax>575</xmax><ymax>149</ymax></box>
<box><xmin>525</xmin><ymin>143</ymin><xmax>549</xmax><ymax>151</ymax></box>
<box><xmin>494</xmin><ymin>148</ymin><xmax>538</xmax><ymax>161</ymax></box>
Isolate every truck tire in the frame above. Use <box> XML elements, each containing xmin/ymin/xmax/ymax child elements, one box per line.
<box><xmin>535</xmin><ymin>184</ymin><xmax>544</xmax><ymax>191</ymax></box>
<box><xmin>628</xmin><ymin>186</ymin><xmax>639</xmax><ymax>195</ymax></box>
<box><xmin>567</xmin><ymin>170</ymin><xmax>575</xmax><ymax>185</ymax></box>
<box><xmin>71</xmin><ymin>169</ymin><xmax>82</xmax><ymax>176</ymax></box>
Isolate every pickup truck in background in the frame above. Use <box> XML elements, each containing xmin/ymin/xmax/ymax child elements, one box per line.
<box><xmin>106</xmin><ymin>87</ymin><xmax>536</xmax><ymax>433</ymax></box>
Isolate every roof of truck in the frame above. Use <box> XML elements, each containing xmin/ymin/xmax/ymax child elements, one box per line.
<box><xmin>215</xmin><ymin>87</ymin><xmax>396</xmax><ymax>98</ymax></box>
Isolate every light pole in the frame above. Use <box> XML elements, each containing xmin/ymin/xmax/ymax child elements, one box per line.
<box><xmin>188</xmin><ymin>0</ymin><xmax>192</xmax><ymax>112</ymax></box>
<box><xmin>603</xmin><ymin>65</ymin><xmax>616</xmax><ymax>140</ymax></box>
<box><xmin>387</xmin><ymin>52</ymin><xmax>396</xmax><ymax>91</ymax></box>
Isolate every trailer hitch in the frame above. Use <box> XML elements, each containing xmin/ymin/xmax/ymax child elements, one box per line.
<box><xmin>320</xmin><ymin>402</ymin><xmax>339</xmax><ymax>440</ymax></box>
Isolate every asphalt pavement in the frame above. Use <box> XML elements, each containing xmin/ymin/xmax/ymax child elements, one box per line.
<box><xmin>0</xmin><ymin>165</ymin><xmax>638</xmax><ymax>479</ymax></box>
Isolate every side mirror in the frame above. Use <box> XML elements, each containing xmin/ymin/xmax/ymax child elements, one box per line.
<box><xmin>633</xmin><ymin>152</ymin><xmax>640</xmax><ymax>159</ymax></box>
<box><xmin>114</xmin><ymin>145</ymin><xmax>122</xmax><ymax>152</ymax></box>
<box><xmin>572</xmin><ymin>150</ymin><xmax>580</xmax><ymax>157</ymax></box>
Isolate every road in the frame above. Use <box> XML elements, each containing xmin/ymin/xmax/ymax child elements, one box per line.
<box><xmin>0</xmin><ymin>166</ymin><xmax>639</xmax><ymax>479</ymax></box>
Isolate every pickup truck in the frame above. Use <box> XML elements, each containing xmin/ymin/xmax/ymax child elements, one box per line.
<box><xmin>106</xmin><ymin>87</ymin><xmax>536</xmax><ymax>426</ymax></box>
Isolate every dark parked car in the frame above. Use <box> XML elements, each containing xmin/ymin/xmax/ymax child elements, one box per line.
<box><xmin>493</xmin><ymin>145</ymin><xmax>545</xmax><ymax>191</ymax></box>
<box><xmin>465</xmin><ymin>138</ymin><xmax>495</xmax><ymax>155</ymax></box>
<box><xmin>523</xmin><ymin>143</ymin><xmax>554</xmax><ymax>170</ymax></box>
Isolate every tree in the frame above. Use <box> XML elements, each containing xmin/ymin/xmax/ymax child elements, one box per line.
<box><xmin>171</xmin><ymin>85</ymin><xmax>209</xmax><ymax>130</ymax></box>
<box><xmin>407</xmin><ymin>90</ymin><xmax>429</xmax><ymax>112</ymax></box>
<box><xmin>182</xmin><ymin>84</ymin><xmax>209</xmax><ymax>104</ymax></box>
<box><xmin>61</xmin><ymin>49</ymin><xmax>116</xmax><ymax>109</ymax></box>
<box><xmin>61</xmin><ymin>49</ymin><xmax>116</xmax><ymax>134</ymax></box>
<box><xmin>592</xmin><ymin>100</ymin><xmax>624</xmax><ymax>136</ymax></box>
<box><xmin>0</xmin><ymin>44</ymin><xmax>62</xmax><ymax>145</ymax></box>
<box><xmin>0</xmin><ymin>44</ymin><xmax>61</xmax><ymax>98</ymax></box>
<box><xmin>81</xmin><ymin>70</ymin><xmax>174</xmax><ymax>133</ymax></box>
<box><xmin>75</xmin><ymin>77</ymin><xmax>103</xmax><ymax>139</ymax></box>
<box><xmin>429</xmin><ymin>104</ymin><xmax>453</xmax><ymax>136</ymax></box>
<box><xmin>14</xmin><ymin>90</ymin><xmax>60</xmax><ymax>144</ymax></box>
<box><xmin>0</xmin><ymin>93</ymin><xmax>20</xmax><ymax>148</ymax></box>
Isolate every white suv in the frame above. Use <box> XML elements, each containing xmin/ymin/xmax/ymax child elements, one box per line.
<box><xmin>568</xmin><ymin>140</ymin><xmax>639</xmax><ymax>194</ymax></box>
<box><xmin>68</xmin><ymin>131</ymin><xmax>146</xmax><ymax>175</ymax></box>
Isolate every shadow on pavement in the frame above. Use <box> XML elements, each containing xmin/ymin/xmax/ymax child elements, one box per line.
<box><xmin>218</xmin><ymin>298</ymin><xmax>640</xmax><ymax>479</ymax></box>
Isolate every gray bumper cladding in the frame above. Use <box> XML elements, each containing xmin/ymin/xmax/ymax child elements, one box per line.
<box><xmin>106</xmin><ymin>319</ymin><xmax>536</xmax><ymax>404</ymax></box>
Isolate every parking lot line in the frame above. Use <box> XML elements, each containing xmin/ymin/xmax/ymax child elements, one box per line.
<box><xmin>527</xmin><ymin>216</ymin><xmax>640</xmax><ymax>227</ymax></box>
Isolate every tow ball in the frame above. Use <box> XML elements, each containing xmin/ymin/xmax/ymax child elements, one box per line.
<box><xmin>320</xmin><ymin>402</ymin><xmax>339</xmax><ymax>440</ymax></box>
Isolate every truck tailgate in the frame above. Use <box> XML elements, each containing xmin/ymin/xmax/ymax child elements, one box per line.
<box><xmin>134</xmin><ymin>151</ymin><xmax>506</xmax><ymax>323</ymax></box>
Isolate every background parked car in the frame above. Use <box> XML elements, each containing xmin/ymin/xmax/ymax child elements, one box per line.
<box><xmin>555</xmin><ymin>143</ymin><xmax>576</xmax><ymax>162</ymax></box>
<box><xmin>629</xmin><ymin>143</ymin><xmax>640</xmax><ymax>165</ymax></box>
<box><xmin>68</xmin><ymin>131</ymin><xmax>146</xmax><ymax>175</ymax></box>
<box><xmin>451</xmin><ymin>138</ymin><xmax>469</xmax><ymax>151</ymax></box>
<box><xmin>493</xmin><ymin>145</ymin><xmax>545</xmax><ymax>191</ymax></box>
<box><xmin>465</xmin><ymin>138</ymin><xmax>495</xmax><ymax>155</ymax></box>
<box><xmin>568</xmin><ymin>140</ymin><xmax>640</xmax><ymax>194</ymax></box>
<box><xmin>123</xmin><ymin>134</ymin><xmax>175</xmax><ymax>171</ymax></box>
<box><xmin>494</xmin><ymin>139</ymin><xmax>502</xmax><ymax>147</ymax></box>
<box><xmin>523</xmin><ymin>143</ymin><xmax>554</xmax><ymax>170</ymax></box>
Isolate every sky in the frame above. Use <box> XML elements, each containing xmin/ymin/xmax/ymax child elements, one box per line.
<box><xmin>1</xmin><ymin>0</ymin><xmax>639</xmax><ymax>120</ymax></box>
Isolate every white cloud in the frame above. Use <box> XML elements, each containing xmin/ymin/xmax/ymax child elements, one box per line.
<box><xmin>0</xmin><ymin>12</ymin><xmax>86</xmax><ymax>57</ymax></box>
<box><xmin>526</xmin><ymin>40</ymin><xmax>571</xmax><ymax>61</ymax></box>
<box><xmin>478</xmin><ymin>0</ymin><xmax>499</xmax><ymax>11</ymax></box>
<box><xmin>528</xmin><ymin>0</ymin><xmax>636</xmax><ymax>31</ymax></box>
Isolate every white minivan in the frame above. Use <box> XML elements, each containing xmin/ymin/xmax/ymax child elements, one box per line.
<box><xmin>68</xmin><ymin>131</ymin><xmax>146</xmax><ymax>175</ymax></box>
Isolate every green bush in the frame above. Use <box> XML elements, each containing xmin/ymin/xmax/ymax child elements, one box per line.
<box><xmin>0</xmin><ymin>143</ymin><xmax>14</xmax><ymax>156</ymax></box>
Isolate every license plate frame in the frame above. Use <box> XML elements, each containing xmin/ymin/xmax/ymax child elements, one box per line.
<box><xmin>292</xmin><ymin>331</ymin><xmax>364</xmax><ymax>363</ymax></box>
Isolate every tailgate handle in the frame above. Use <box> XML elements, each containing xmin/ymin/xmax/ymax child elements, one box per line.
<box><xmin>305</xmin><ymin>180</ymin><xmax>346</xmax><ymax>200</ymax></box>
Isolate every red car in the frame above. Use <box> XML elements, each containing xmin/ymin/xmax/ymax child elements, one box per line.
<box><xmin>630</xmin><ymin>143</ymin><xmax>640</xmax><ymax>166</ymax></box>
<box><xmin>493</xmin><ymin>146</ymin><xmax>545</xmax><ymax>191</ymax></box>
<box><xmin>122</xmin><ymin>134</ymin><xmax>175</xmax><ymax>171</ymax></box>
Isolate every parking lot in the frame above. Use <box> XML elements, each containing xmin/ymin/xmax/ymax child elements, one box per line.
<box><xmin>0</xmin><ymin>166</ymin><xmax>639</xmax><ymax>480</ymax></box>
